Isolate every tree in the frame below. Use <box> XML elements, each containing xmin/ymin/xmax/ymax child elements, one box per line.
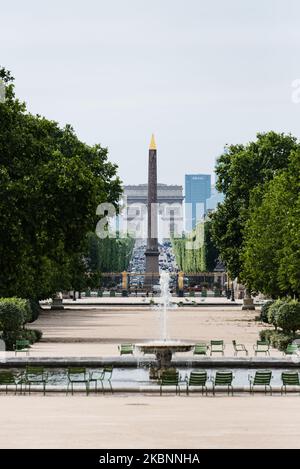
<box><xmin>85</xmin><ymin>232</ymin><xmax>134</xmax><ymax>274</ymax></box>
<box><xmin>0</xmin><ymin>67</ymin><xmax>122</xmax><ymax>300</ymax></box>
<box><xmin>211</xmin><ymin>132</ymin><xmax>298</xmax><ymax>282</ymax></box>
<box><xmin>241</xmin><ymin>148</ymin><xmax>300</xmax><ymax>297</ymax></box>
<box><xmin>171</xmin><ymin>220</ymin><xmax>219</xmax><ymax>273</ymax></box>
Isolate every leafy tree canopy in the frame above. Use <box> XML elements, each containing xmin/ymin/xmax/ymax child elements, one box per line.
<box><xmin>0</xmin><ymin>67</ymin><xmax>122</xmax><ymax>299</ymax></box>
<box><xmin>211</xmin><ymin>131</ymin><xmax>298</xmax><ymax>280</ymax></box>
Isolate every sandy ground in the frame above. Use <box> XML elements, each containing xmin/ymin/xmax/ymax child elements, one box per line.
<box><xmin>16</xmin><ymin>305</ymin><xmax>276</xmax><ymax>357</ymax></box>
<box><xmin>0</xmin><ymin>394</ymin><xmax>300</xmax><ymax>448</ymax></box>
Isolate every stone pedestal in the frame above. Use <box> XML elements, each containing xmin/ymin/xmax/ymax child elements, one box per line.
<box><xmin>242</xmin><ymin>297</ymin><xmax>255</xmax><ymax>310</ymax></box>
<box><xmin>242</xmin><ymin>289</ymin><xmax>255</xmax><ymax>310</ymax></box>
<box><xmin>51</xmin><ymin>297</ymin><xmax>64</xmax><ymax>310</ymax></box>
<box><xmin>145</xmin><ymin>250</ymin><xmax>160</xmax><ymax>288</ymax></box>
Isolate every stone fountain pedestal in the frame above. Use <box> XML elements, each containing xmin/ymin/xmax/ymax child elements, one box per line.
<box><xmin>136</xmin><ymin>341</ymin><xmax>194</xmax><ymax>379</ymax></box>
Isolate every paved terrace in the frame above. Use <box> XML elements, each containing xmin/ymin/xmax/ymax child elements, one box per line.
<box><xmin>0</xmin><ymin>395</ymin><xmax>300</xmax><ymax>448</ymax></box>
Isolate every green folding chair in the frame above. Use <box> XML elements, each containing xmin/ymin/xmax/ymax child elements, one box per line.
<box><xmin>212</xmin><ymin>371</ymin><xmax>234</xmax><ymax>395</ymax></box>
<box><xmin>23</xmin><ymin>366</ymin><xmax>48</xmax><ymax>395</ymax></box>
<box><xmin>160</xmin><ymin>370</ymin><xmax>180</xmax><ymax>395</ymax></box>
<box><xmin>89</xmin><ymin>366</ymin><xmax>113</xmax><ymax>394</ymax></box>
<box><xmin>283</xmin><ymin>344</ymin><xmax>299</xmax><ymax>356</ymax></box>
<box><xmin>232</xmin><ymin>340</ymin><xmax>248</xmax><ymax>356</ymax></box>
<box><xmin>210</xmin><ymin>340</ymin><xmax>225</xmax><ymax>356</ymax></box>
<box><xmin>14</xmin><ymin>339</ymin><xmax>30</xmax><ymax>356</ymax></box>
<box><xmin>118</xmin><ymin>344</ymin><xmax>134</xmax><ymax>355</ymax></box>
<box><xmin>67</xmin><ymin>367</ymin><xmax>90</xmax><ymax>395</ymax></box>
<box><xmin>0</xmin><ymin>371</ymin><xmax>18</xmax><ymax>394</ymax></box>
<box><xmin>281</xmin><ymin>372</ymin><xmax>300</xmax><ymax>394</ymax></box>
<box><xmin>253</xmin><ymin>340</ymin><xmax>270</xmax><ymax>356</ymax></box>
<box><xmin>249</xmin><ymin>370</ymin><xmax>272</xmax><ymax>394</ymax></box>
<box><xmin>185</xmin><ymin>371</ymin><xmax>208</xmax><ymax>395</ymax></box>
<box><xmin>193</xmin><ymin>343</ymin><xmax>208</xmax><ymax>356</ymax></box>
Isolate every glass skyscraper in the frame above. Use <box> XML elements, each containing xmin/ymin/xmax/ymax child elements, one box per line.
<box><xmin>185</xmin><ymin>174</ymin><xmax>211</xmax><ymax>231</ymax></box>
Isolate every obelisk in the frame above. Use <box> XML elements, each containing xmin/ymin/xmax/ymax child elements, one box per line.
<box><xmin>145</xmin><ymin>134</ymin><xmax>159</xmax><ymax>288</ymax></box>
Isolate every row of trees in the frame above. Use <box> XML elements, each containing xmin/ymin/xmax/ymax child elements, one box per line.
<box><xmin>0</xmin><ymin>67</ymin><xmax>122</xmax><ymax>301</ymax></box>
<box><xmin>86</xmin><ymin>232</ymin><xmax>135</xmax><ymax>273</ymax></box>
<box><xmin>210</xmin><ymin>131</ymin><xmax>300</xmax><ymax>298</ymax></box>
<box><xmin>172</xmin><ymin>220</ymin><xmax>219</xmax><ymax>272</ymax></box>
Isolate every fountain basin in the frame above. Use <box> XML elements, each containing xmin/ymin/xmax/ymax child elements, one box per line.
<box><xmin>136</xmin><ymin>341</ymin><xmax>194</xmax><ymax>370</ymax></box>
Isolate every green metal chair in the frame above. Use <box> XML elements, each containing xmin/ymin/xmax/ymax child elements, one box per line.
<box><xmin>118</xmin><ymin>343</ymin><xmax>134</xmax><ymax>355</ymax></box>
<box><xmin>249</xmin><ymin>370</ymin><xmax>272</xmax><ymax>394</ymax></box>
<box><xmin>0</xmin><ymin>371</ymin><xmax>18</xmax><ymax>394</ymax></box>
<box><xmin>89</xmin><ymin>366</ymin><xmax>113</xmax><ymax>394</ymax></box>
<box><xmin>67</xmin><ymin>367</ymin><xmax>89</xmax><ymax>395</ymax></box>
<box><xmin>185</xmin><ymin>371</ymin><xmax>208</xmax><ymax>395</ymax></box>
<box><xmin>281</xmin><ymin>372</ymin><xmax>300</xmax><ymax>394</ymax></box>
<box><xmin>193</xmin><ymin>343</ymin><xmax>208</xmax><ymax>356</ymax></box>
<box><xmin>283</xmin><ymin>344</ymin><xmax>299</xmax><ymax>356</ymax></box>
<box><xmin>210</xmin><ymin>340</ymin><xmax>225</xmax><ymax>356</ymax></box>
<box><xmin>253</xmin><ymin>340</ymin><xmax>270</xmax><ymax>356</ymax></box>
<box><xmin>23</xmin><ymin>366</ymin><xmax>48</xmax><ymax>395</ymax></box>
<box><xmin>160</xmin><ymin>370</ymin><xmax>180</xmax><ymax>395</ymax></box>
<box><xmin>232</xmin><ymin>340</ymin><xmax>248</xmax><ymax>356</ymax></box>
<box><xmin>212</xmin><ymin>371</ymin><xmax>234</xmax><ymax>395</ymax></box>
<box><xmin>14</xmin><ymin>339</ymin><xmax>30</xmax><ymax>356</ymax></box>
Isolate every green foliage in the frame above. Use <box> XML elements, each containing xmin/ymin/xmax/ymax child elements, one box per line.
<box><xmin>0</xmin><ymin>297</ymin><xmax>28</xmax><ymax>330</ymax></box>
<box><xmin>259</xmin><ymin>300</ymin><xmax>274</xmax><ymax>324</ymax></box>
<box><xmin>20</xmin><ymin>328</ymin><xmax>43</xmax><ymax>344</ymax></box>
<box><xmin>0</xmin><ymin>67</ymin><xmax>122</xmax><ymax>300</ymax></box>
<box><xmin>0</xmin><ymin>297</ymin><xmax>29</xmax><ymax>348</ymax></box>
<box><xmin>28</xmin><ymin>299</ymin><xmax>41</xmax><ymax>322</ymax></box>
<box><xmin>267</xmin><ymin>299</ymin><xmax>285</xmax><ymax>329</ymax></box>
<box><xmin>259</xmin><ymin>329</ymin><xmax>297</xmax><ymax>351</ymax></box>
<box><xmin>211</xmin><ymin>132</ymin><xmax>297</xmax><ymax>280</ymax></box>
<box><xmin>0</xmin><ymin>297</ymin><xmax>43</xmax><ymax>349</ymax></box>
<box><xmin>86</xmin><ymin>232</ymin><xmax>135</xmax><ymax>273</ymax></box>
<box><xmin>242</xmin><ymin>148</ymin><xmax>300</xmax><ymax>297</ymax></box>
<box><xmin>172</xmin><ymin>220</ymin><xmax>218</xmax><ymax>272</ymax></box>
<box><xmin>276</xmin><ymin>300</ymin><xmax>300</xmax><ymax>334</ymax></box>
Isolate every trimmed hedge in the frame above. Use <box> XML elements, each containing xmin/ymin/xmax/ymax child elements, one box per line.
<box><xmin>276</xmin><ymin>300</ymin><xmax>300</xmax><ymax>334</ymax></box>
<box><xmin>0</xmin><ymin>297</ymin><xmax>27</xmax><ymax>328</ymax></box>
<box><xmin>0</xmin><ymin>297</ymin><xmax>42</xmax><ymax>349</ymax></box>
<box><xmin>267</xmin><ymin>299</ymin><xmax>286</xmax><ymax>329</ymax></box>
<box><xmin>259</xmin><ymin>298</ymin><xmax>300</xmax><ymax>351</ymax></box>
<box><xmin>259</xmin><ymin>300</ymin><xmax>274</xmax><ymax>324</ymax></box>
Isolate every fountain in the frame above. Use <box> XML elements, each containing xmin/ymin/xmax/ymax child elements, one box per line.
<box><xmin>136</xmin><ymin>271</ymin><xmax>194</xmax><ymax>375</ymax></box>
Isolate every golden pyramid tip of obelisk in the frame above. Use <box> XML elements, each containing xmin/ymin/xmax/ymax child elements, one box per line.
<box><xmin>149</xmin><ymin>134</ymin><xmax>157</xmax><ymax>150</ymax></box>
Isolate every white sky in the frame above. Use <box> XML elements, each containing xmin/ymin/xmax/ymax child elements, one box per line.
<box><xmin>1</xmin><ymin>0</ymin><xmax>300</xmax><ymax>186</ymax></box>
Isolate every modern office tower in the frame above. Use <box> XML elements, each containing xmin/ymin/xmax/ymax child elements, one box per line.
<box><xmin>185</xmin><ymin>174</ymin><xmax>211</xmax><ymax>231</ymax></box>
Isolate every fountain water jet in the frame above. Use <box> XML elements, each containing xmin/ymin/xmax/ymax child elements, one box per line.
<box><xmin>136</xmin><ymin>271</ymin><xmax>194</xmax><ymax>374</ymax></box>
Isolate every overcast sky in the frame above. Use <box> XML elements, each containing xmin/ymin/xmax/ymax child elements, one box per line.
<box><xmin>1</xmin><ymin>0</ymin><xmax>300</xmax><ymax>186</ymax></box>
